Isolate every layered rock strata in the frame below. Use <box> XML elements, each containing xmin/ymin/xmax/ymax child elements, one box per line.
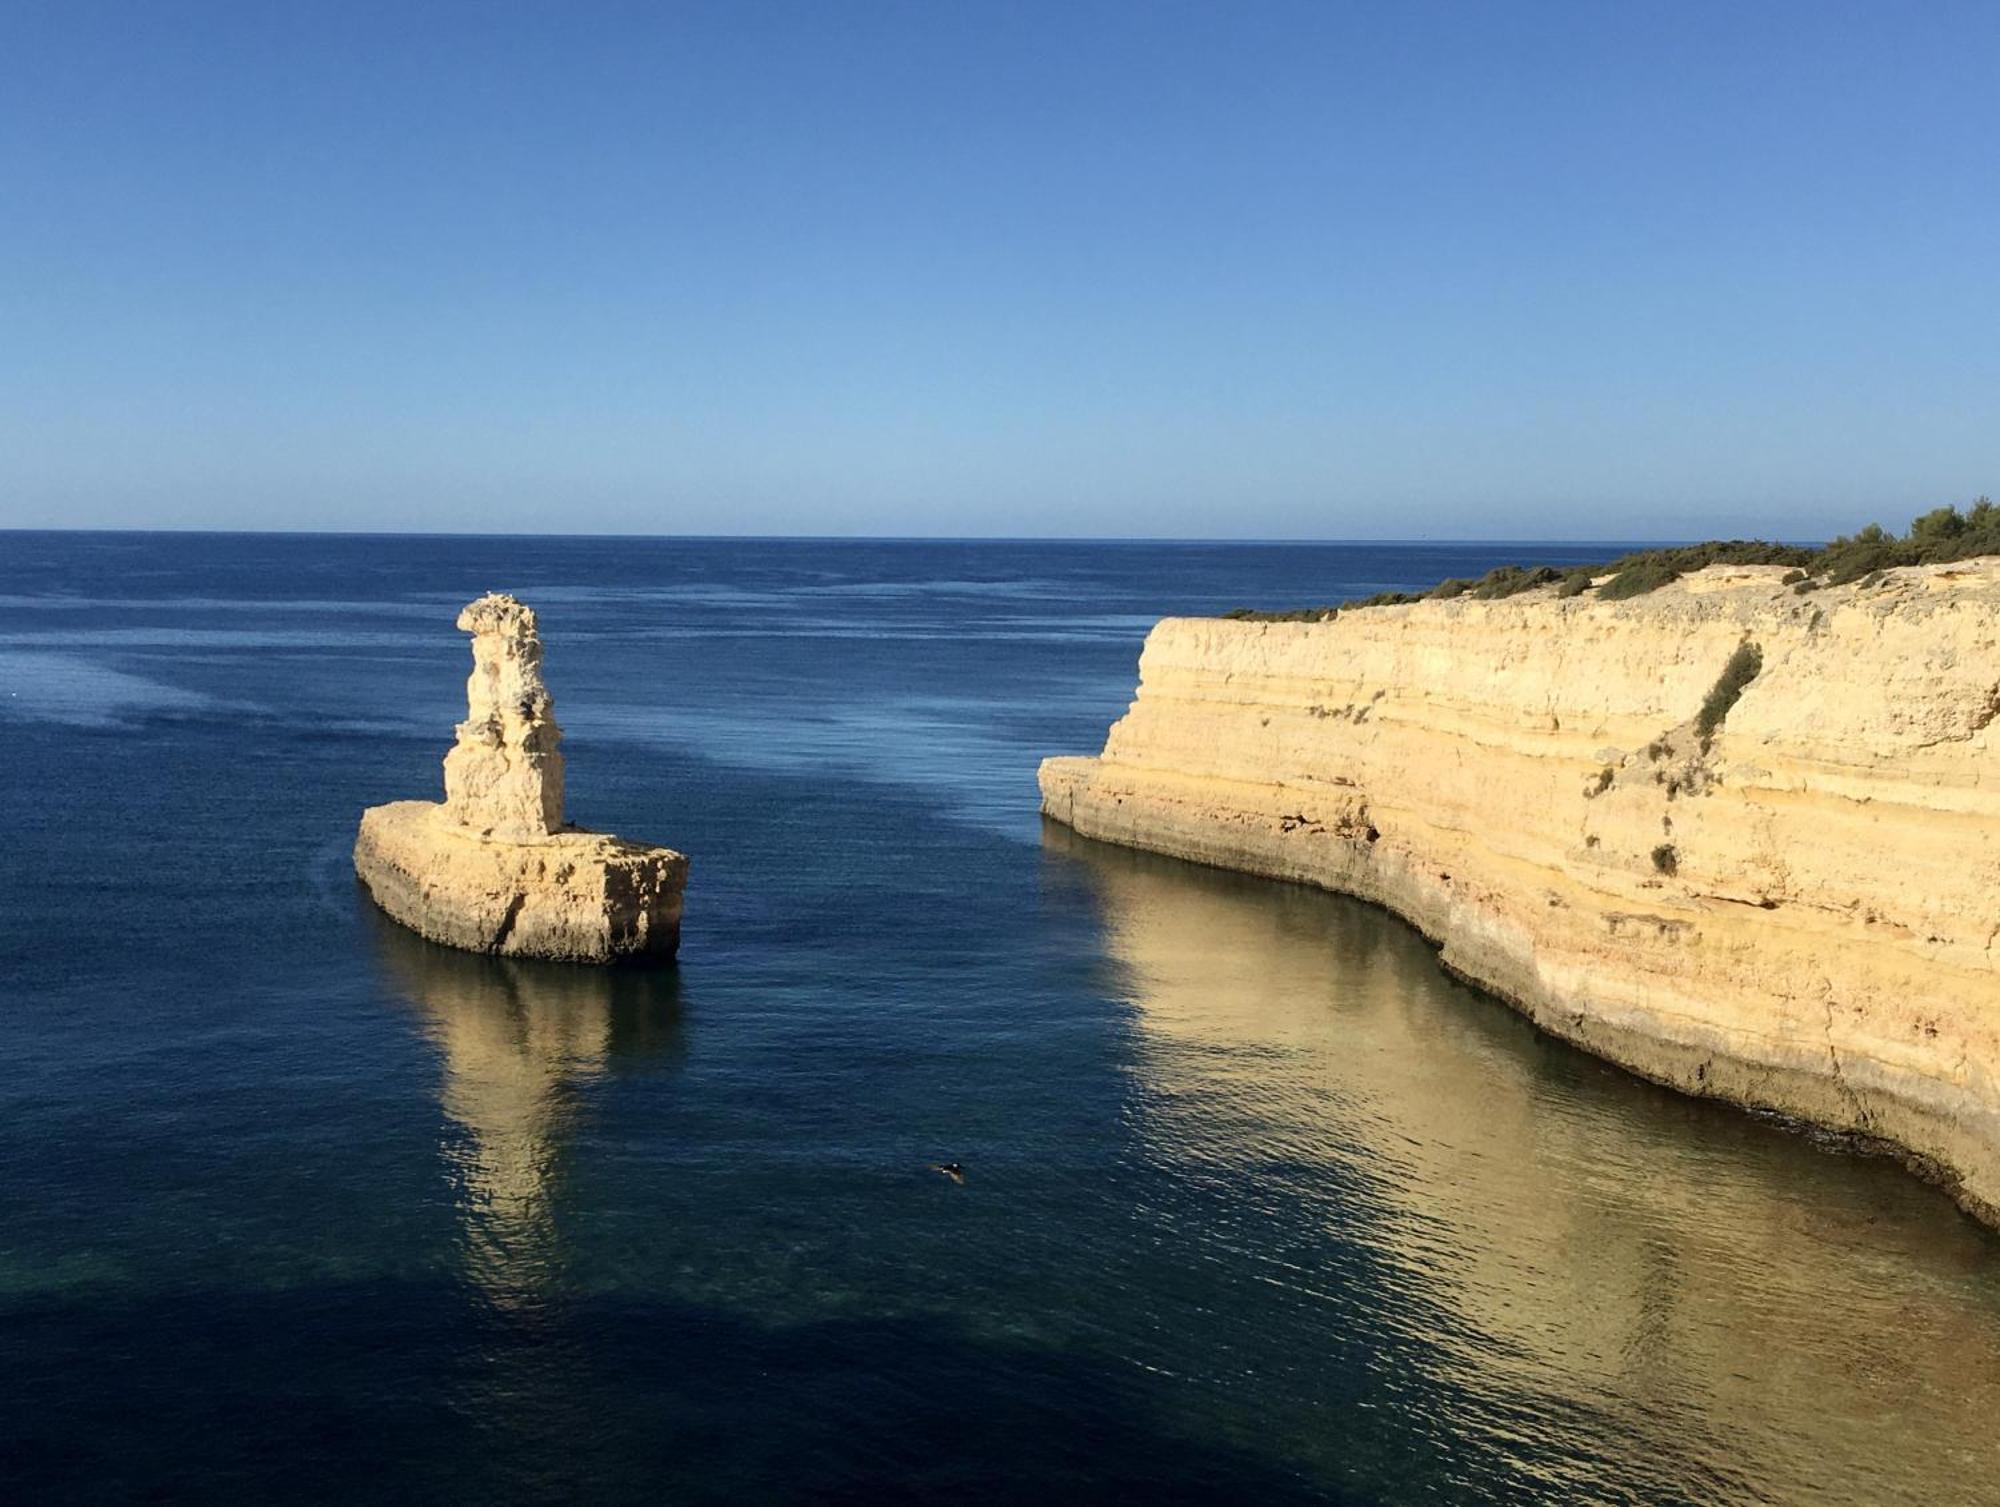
<box><xmin>356</xmin><ymin>594</ymin><xmax>686</xmax><ymax>962</ymax></box>
<box><xmin>1040</xmin><ymin>561</ymin><xmax>2000</xmax><ymax>1224</ymax></box>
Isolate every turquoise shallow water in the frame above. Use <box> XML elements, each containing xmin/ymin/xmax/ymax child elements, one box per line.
<box><xmin>4</xmin><ymin>532</ymin><xmax>1999</xmax><ymax>1505</ymax></box>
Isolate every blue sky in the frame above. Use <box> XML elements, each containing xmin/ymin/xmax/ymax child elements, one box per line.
<box><xmin>1</xmin><ymin>1</ymin><xmax>1993</xmax><ymax>538</ymax></box>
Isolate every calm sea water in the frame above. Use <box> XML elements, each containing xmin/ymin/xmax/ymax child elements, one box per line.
<box><xmin>4</xmin><ymin>532</ymin><xmax>1999</xmax><ymax>1506</ymax></box>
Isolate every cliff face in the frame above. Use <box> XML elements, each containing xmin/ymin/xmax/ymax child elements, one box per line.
<box><xmin>1040</xmin><ymin>561</ymin><xmax>2000</xmax><ymax>1224</ymax></box>
<box><xmin>356</xmin><ymin>594</ymin><xmax>687</xmax><ymax>963</ymax></box>
<box><xmin>1047</xmin><ymin>827</ymin><xmax>2000</xmax><ymax>1488</ymax></box>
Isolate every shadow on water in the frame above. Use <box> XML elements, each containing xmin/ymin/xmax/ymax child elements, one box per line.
<box><xmin>0</xmin><ymin>1280</ymin><xmax>1344</xmax><ymax>1506</ymax></box>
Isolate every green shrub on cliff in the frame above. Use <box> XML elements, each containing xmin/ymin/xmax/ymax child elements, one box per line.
<box><xmin>1597</xmin><ymin>558</ymin><xmax>1684</xmax><ymax>600</ymax></box>
<box><xmin>1220</xmin><ymin>605</ymin><xmax>1339</xmax><ymax>622</ymax></box>
<box><xmin>1821</xmin><ymin>524</ymin><xmax>1898</xmax><ymax>586</ymax></box>
<box><xmin>1471</xmin><ymin>564</ymin><xmax>1564</xmax><ymax>599</ymax></box>
<box><xmin>1220</xmin><ymin>498</ymin><xmax>1996</xmax><ymax>619</ymax></box>
<box><xmin>1696</xmin><ymin>642</ymin><xmax>1763</xmax><ymax>746</ymax></box>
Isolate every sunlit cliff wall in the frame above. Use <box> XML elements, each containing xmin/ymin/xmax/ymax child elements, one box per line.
<box><xmin>1040</xmin><ymin>562</ymin><xmax>2000</xmax><ymax>1224</ymax></box>
<box><xmin>1048</xmin><ymin>829</ymin><xmax>2000</xmax><ymax>1498</ymax></box>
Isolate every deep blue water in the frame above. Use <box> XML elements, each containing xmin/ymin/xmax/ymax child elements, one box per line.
<box><xmin>4</xmin><ymin>532</ymin><xmax>2000</xmax><ymax>1506</ymax></box>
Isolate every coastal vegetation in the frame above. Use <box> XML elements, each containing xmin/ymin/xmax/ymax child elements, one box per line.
<box><xmin>1696</xmin><ymin>643</ymin><xmax>1764</xmax><ymax>748</ymax></box>
<box><xmin>1219</xmin><ymin>499</ymin><xmax>1997</xmax><ymax>620</ymax></box>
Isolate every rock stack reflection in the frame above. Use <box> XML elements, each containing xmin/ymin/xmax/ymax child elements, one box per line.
<box><xmin>1045</xmin><ymin>823</ymin><xmax>2000</xmax><ymax>1502</ymax></box>
<box><xmin>369</xmin><ymin>912</ymin><xmax>683</xmax><ymax>1309</ymax></box>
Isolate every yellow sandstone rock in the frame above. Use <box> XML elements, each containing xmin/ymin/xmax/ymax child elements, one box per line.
<box><xmin>355</xmin><ymin>594</ymin><xmax>686</xmax><ymax>962</ymax></box>
<box><xmin>1040</xmin><ymin>561</ymin><xmax>2000</xmax><ymax>1224</ymax></box>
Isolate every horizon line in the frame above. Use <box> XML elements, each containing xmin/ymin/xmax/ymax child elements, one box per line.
<box><xmin>1</xmin><ymin>525</ymin><xmax>1789</xmax><ymax>547</ymax></box>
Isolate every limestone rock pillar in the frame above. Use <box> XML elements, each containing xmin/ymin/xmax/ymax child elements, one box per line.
<box><xmin>441</xmin><ymin>594</ymin><xmax>566</xmax><ymax>840</ymax></box>
<box><xmin>354</xmin><ymin>594</ymin><xmax>687</xmax><ymax>963</ymax></box>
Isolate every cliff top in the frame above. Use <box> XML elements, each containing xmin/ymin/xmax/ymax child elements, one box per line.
<box><xmin>1221</xmin><ymin>498</ymin><xmax>1999</xmax><ymax>622</ymax></box>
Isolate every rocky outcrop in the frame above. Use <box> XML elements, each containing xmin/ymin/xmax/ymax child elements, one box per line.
<box><xmin>356</xmin><ymin>594</ymin><xmax>686</xmax><ymax>962</ymax></box>
<box><xmin>1040</xmin><ymin>561</ymin><xmax>2000</xmax><ymax>1225</ymax></box>
<box><xmin>441</xmin><ymin>592</ymin><xmax>567</xmax><ymax>841</ymax></box>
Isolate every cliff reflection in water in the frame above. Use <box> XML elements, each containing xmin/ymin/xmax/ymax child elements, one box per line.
<box><xmin>1047</xmin><ymin>822</ymin><xmax>2000</xmax><ymax>1503</ymax></box>
<box><xmin>368</xmin><ymin>913</ymin><xmax>684</xmax><ymax>1308</ymax></box>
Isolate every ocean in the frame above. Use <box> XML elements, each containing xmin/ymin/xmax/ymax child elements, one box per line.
<box><xmin>4</xmin><ymin>532</ymin><xmax>1998</xmax><ymax>1505</ymax></box>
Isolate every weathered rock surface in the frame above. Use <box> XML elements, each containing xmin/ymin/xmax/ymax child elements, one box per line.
<box><xmin>1041</xmin><ymin>560</ymin><xmax>2000</xmax><ymax>1225</ymax></box>
<box><xmin>441</xmin><ymin>592</ymin><xmax>567</xmax><ymax>841</ymax></box>
<box><xmin>355</xmin><ymin>594</ymin><xmax>686</xmax><ymax>962</ymax></box>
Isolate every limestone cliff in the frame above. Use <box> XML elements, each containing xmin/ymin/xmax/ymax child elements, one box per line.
<box><xmin>1048</xmin><ymin>827</ymin><xmax>2000</xmax><ymax>1485</ymax></box>
<box><xmin>1040</xmin><ymin>561</ymin><xmax>2000</xmax><ymax>1225</ymax></box>
<box><xmin>356</xmin><ymin>594</ymin><xmax>686</xmax><ymax>962</ymax></box>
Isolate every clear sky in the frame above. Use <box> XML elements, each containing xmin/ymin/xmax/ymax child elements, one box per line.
<box><xmin>1</xmin><ymin>1</ymin><xmax>1994</xmax><ymax>539</ymax></box>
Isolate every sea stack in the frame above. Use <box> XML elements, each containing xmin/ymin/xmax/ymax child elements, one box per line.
<box><xmin>355</xmin><ymin>594</ymin><xmax>687</xmax><ymax>962</ymax></box>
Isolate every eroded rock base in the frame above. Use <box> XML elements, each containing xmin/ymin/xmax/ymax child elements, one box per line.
<box><xmin>356</xmin><ymin>801</ymin><xmax>686</xmax><ymax>963</ymax></box>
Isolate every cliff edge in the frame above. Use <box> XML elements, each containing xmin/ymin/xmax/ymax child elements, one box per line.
<box><xmin>355</xmin><ymin>594</ymin><xmax>687</xmax><ymax>962</ymax></box>
<box><xmin>1041</xmin><ymin>561</ymin><xmax>2000</xmax><ymax>1224</ymax></box>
